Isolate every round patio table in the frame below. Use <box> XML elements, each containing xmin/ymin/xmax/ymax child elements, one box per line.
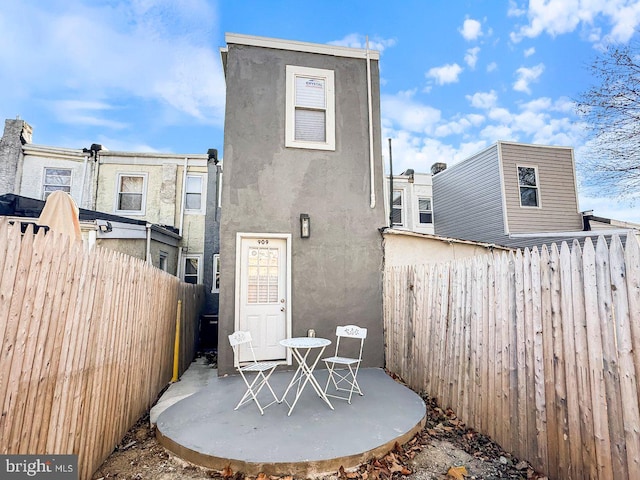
<box><xmin>279</xmin><ymin>337</ymin><xmax>334</xmax><ymax>416</ymax></box>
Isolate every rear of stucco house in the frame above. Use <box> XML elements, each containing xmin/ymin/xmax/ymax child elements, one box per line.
<box><xmin>216</xmin><ymin>34</ymin><xmax>387</xmax><ymax>375</ymax></box>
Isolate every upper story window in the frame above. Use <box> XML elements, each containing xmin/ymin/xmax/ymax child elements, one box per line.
<box><xmin>418</xmin><ymin>197</ymin><xmax>433</xmax><ymax>224</ymax></box>
<box><xmin>116</xmin><ymin>173</ymin><xmax>147</xmax><ymax>214</ymax></box>
<box><xmin>517</xmin><ymin>166</ymin><xmax>540</xmax><ymax>208</ymax></box>
<box><xmin>392</xmin><ymin>190</ymin><xmax>404</xmax><ymax>227</ymax></box>
<box><xmin>185</xmin><ymin>174</ymin><xmax>204</xmax><ymax>213</ymax></box>
<box><xmin>183</xmin><ymin>255</ymin><xmax>201</xmax><ymax>284</ymax></box>
<box><xmin>285</xmin><ymin>65</ymin><xmax>335</xmax><ymax>151</ymax></box>
<box><xmin>43</xmin><ymin>168</ymin><xmax>72</xmax><ymax>199</ymax></box>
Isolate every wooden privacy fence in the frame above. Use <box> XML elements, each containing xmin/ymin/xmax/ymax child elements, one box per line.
<box><xmin>384</xmin><ymin>234</ymin><xmax>640</xmax><ymax>480</ymax></box>
<box><xmin>0</xmin><ymin>218</ymin><xmax>205</xmax><ymax>480</ymax></box>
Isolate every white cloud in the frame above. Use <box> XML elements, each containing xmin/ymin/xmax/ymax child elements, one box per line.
<box><xmin>486</xmin><ymin>62</ymin><xmax>498</xmax><ymax>72</ymax></box>
<box><xmin>328</xmin><ymin>33</ymin><xmax>397</xmax><ymax>53</ymax></box>
<box><xmin>381</xmin><ymin>90</ymin><xmax>441</xmax><ymax>133</ymax></box>
<box><xmin>427</xmin><ymin>63</ymin><xmax>463</xmax><ymax>85</ymax></box>
<box><xmin>466</xmin><ymin>90</ymin><xmax>498</xmax><ymax>109</ymax></box>
<box><xmin>513</xmin><ymin>63</ymin><xmax>545</xmax><ymax>94</ymax></box>
<box><xmin>0</xmin><ymin>0</ymin><xmax>226</xmax><ymax>128</ymax></box>
<box><xmin>508</xmin><ymin>0</ymin><xmax>527</xmax><ymax>17</ymax></box>
<box><xmin>464</xmin><ymin>47</ymin><xmax>481</xmax><ymax>69</ymax></box>
<box><xmin>434</xmin><ymin>113</ymin><xmax>486</xmax><ymax>137</ymax></box>
<box><xmin>524</xmin><ymin>47</ymin><xmax>536</xmax><ymax>57</ymax></box>
<box><xmin>510</xmin><ymin>0</ymin><xmax>640</xmax><ymax>44</ymax></box>
<box><xmin>460</xmin><ymin>18</ymin><xmax>483</xmax><ymax>41</ymax></box>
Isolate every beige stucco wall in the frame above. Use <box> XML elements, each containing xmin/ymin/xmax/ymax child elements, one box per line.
<box><xmin>96</xmin><ymin>160</ymin><xmax>207</xmax><ymax>254</ymax></box>
<box><xmin>383</xmin><ymin>230</ymin><xmax>512</xmax><ymax>268</ymax></box>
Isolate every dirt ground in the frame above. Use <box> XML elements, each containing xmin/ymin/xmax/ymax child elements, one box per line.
<box><xmin>92</xmin><ymin>370</ymin><xmax>548</xmax><ymax>480</ymax></box>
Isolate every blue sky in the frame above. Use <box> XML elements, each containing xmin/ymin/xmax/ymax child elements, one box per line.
<box><xmin>2</xmin><ymin>0</ymin><xmax>640</xmax><ymax>222</ymax></box>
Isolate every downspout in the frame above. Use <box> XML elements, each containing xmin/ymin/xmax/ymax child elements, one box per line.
<box><xmin>366</xmin><ymin>37</ymin><xmax>376</xmax><ymax>209</ymax></box>
<box><xmin>80</xmin><ymin>154</ymin><xmax>89</xmax><ymax>208</ymax></box>
<box><xmin>179</xmin><ymin>157</ymin><xmax>188</xmax><ymax>236</ymax></box>
<box><xmin>146</xmin><ymin>223</ymin><xmax>152</xmax><ymax>263</ymax></box>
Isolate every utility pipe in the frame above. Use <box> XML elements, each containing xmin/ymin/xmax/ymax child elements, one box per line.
<box><xmin>366</xmin><ymin>36</ymin><xmax>376</xmax><ymax>209</ymax></box>
<box><xmin>80</xmin><ymin>154</ymin><xmax>89</xmax><ymax>208</ymax></box>
<box><xmin>171</xmin><ymin>300</ymin><xmax>182</xmax><ymax>382</ymax></box>
<box><xmin>179</xmin><ymin>157</ymin><xmax>188</xmax><ymax>236</ymax></box>
<box><xmin>388</xmin><ymin>138</ymin><xmax>394</xmax><ymax>227</ymax></box>
<box><xmin>145</xmin><ymin>223</ymin><xmax>152</xmax><ymax>263</ymax></box>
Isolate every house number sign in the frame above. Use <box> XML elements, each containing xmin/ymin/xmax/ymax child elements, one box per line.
<box><xmin>257</xmin><ymin>239</ymin><xmax>269</xmax><ymax>245</ymax></box>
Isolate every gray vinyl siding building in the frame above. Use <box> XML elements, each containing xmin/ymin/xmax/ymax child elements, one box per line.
<box><xmin>433</xmin><ymin>142</ymin><xmax>588</xmax><ymax>250</ymax></box>
<box><xmin>432</xmin><ymin>143</ymin><xmax>506</xmax><ymax>245</ymax></box>
<box><xmin>217</xmin><ymin>34</ymin><xmax>386</xmax><ymax>375</ymax></box>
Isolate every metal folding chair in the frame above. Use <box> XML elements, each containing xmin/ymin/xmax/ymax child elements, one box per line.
<box><xmin>228</xmin><ymin>331</ymin><xmax>279</xmax><ymax>415</ymax></box>
<box><xmin>322</xmin><ymin>325</ymin><xmax>367</xmax><ymax>404</ymax></box>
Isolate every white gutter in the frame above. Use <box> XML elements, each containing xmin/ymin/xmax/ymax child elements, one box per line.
<box><xmin>179</xmin><ymin>157</ymin><xmax>188</xmax><ymax>236</ymax></box>
<box><xmin>366</xmin><ymin>36</ymin><xmax>376</xmax><ymax>209</ymax></box>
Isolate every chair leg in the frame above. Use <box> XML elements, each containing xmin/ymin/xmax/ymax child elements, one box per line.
<box><xmin>235</xmin><ymin>369</ymin><xmax>278</xmax><ymax>415</ymax></box>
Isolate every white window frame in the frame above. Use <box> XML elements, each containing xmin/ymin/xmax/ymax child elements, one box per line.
<box><xmin>417</xmin><ymin>196</ymin><xmax>433</xmax><ymax>225</ymax></box>
<box><xmin>115</xmin><ymin>172</ymin><xmax>148</xmax><ymax>215</ymax></box>
<box><xmin>212</xmin><ymin>253</ymin><xmax>220</xmax><ymax>293</ymax></box>
<box><xmin>285</xmin><ymin>65</ymin><xmax>335</xmax><ymax>151</ymax></box>
<box><xmin>183</xmin><ymin>254</ymin><xmax>202</xmax><ymax>285</ymax></box>
<box><xmin>517</xmin><ymin>165</ymin><xmax>541</xmax><ymax>208</ymax></box>
<box><xmin>42</xmin><ymin>167</ymin><xmax>72</xmax><ymax>200</ymax></box>
<box><xmin>159</xmin><ymin>251</ymin><xmax>168</xmax><ymax>272</ymax></box>
<box><xmin>184</xmin><ymin>174</ymin><xmax>205</xmax><ymax>214</ymax></box>
<box><xmin>392</xmin><ymin>189</ymin><xmax>404</xmax><ymax>227</ymax></box>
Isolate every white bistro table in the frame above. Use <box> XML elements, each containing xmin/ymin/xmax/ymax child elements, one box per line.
<box><xmin>279</xmin><ymin>337</ymin><xmax>335</xmax><ymax>416</ymax></box>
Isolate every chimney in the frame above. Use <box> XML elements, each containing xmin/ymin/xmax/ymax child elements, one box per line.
<box><xmin>431</xmin><ymin>162</ymin><xmax>447</xmax><ymax>175</ymax></box>
<box><xmin>0</xmin><ymin>118</ymin><xmax>32</xmax><ymax>195</ymax></box>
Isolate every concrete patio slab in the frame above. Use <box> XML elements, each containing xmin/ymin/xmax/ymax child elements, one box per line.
<box><xmin>155</xmin><ymin>367</ymin><xmax>426</xmax><ymax>478</ymax></box>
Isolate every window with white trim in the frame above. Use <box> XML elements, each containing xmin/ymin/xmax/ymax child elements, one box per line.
<box><xmin>418</xmin><ymin>197</ymin><xmax>433</xmax><ymax>224</ymax></box>
<box><xmin>185</xmin><ymin>174</ymin><xmax>204</xmax><ymax>213</ymax></box>
<box><xmin>285</xmin><ymin>65</ymin><xmax>335</xmax><ymax>151</ymax></box>
<box><xmin>43</xmin><ymin>168</ymin><xmax>72</xmax><ymax>199</ymax></box>
<box><xmin>159</xmin><ymin>251</ymin><xmax>168</xmax><ymax>272</ymax></box>
<box><xmin>212</xmin><ymin>254</ymin><xmax>220</xmax><ymax>293</ymax></box>
<box><xmin>116</xmin><ymin>173</ymin><xmax>147</xmax><ymax>214</ymax></box>
<box><xmin>392</xmin><ymin>190</ymin><xmax>404</xmax><ymax>227</ymax></box>
<box><xmin>183</xmin><ymin>255</ymin><xmax>201</xmax><ymax>284</ymax></box>
<box><xmin>517</xmin><ymin>166</ymin><xmax>540</xmax><ymax>207</ymax></box>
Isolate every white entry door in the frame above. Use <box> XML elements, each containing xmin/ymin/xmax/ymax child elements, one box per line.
<box><xmin>237</xmin><ymin>236</ymin><xmax>289</xmax><ymax>362</ymax></box>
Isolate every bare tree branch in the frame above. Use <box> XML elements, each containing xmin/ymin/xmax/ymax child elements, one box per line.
<box><xmin>576</xmin><ymin>41</ymin><xmax>640</xmax><ymax>200</ymax></box>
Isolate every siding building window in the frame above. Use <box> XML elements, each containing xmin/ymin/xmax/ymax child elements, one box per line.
<box><xmin>212</xmin><ymin>253</ymin><xmax>220</xmax><ymax>293</ymax></box>
<box><xmin>418</xmin><ymin>197</ymin><xmax>433</xmax><ymax>224</ymax></box>
<box><xmin>185</xmin><ymin>174</ymin><xmax>204</xmax><ymax>212</ymax></box>
<box><xmin>517</xmin><ymin>166</ymin><xmax>540</xmax><ymax>207</ymax></box>
<box><xmin>285</xmin><ymin>65</ymin><xmax>335</xmax><ymax>151</ymax></box>
<box><xmin>392</xmin><ymin>190</ymin><xmax>404</xmax><ymax>227</ymax></box>
<box><xmin>116</xmin><ymin>173</ymin><xmax>147</xmax><ymax>214</ymax></box>
<box><xmin>183</xmin><ymin>256</ymin><xmax>201</xmax><ymax>284</ymax></box>
<box><xmin>43</xmin><ymin>168</ymin><xmax>72</xmax><ymax>199</ymax></box>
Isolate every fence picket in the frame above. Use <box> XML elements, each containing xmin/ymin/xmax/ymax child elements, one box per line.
<box><xmin>570</xmin><ymin>240</ymin><xmax>598</xmax><ymax>479</ymax></box>
<box><xmin>560</xmin><ymin>241</ymin><xmax>583</xmax><ymax>479</ymax></box>
<box><xmin>610</xmin><ymin>235</ymin><xmax>640</xmax><ymax>478</ymax></box>
<box><xmin>596</xmin><ymin>236</ymin><xmax>629</xmax><ymax>479</ymax></box>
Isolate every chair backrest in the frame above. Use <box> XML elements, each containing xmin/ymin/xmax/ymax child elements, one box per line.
<box><xmin>334</xmin><ymin>325</ymin><xmax>367</xmax><ymax>360</ymax></box>
<box><xmin>228</xmin><ymin>331</ymin><xmax>255</xmax><ymax>367</ymax></box>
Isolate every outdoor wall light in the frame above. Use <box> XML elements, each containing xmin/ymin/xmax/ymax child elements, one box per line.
<box><xmin>300</xmin><ymin>213</ymin><xmax>310</xmax><ymax>238</ymax></box>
